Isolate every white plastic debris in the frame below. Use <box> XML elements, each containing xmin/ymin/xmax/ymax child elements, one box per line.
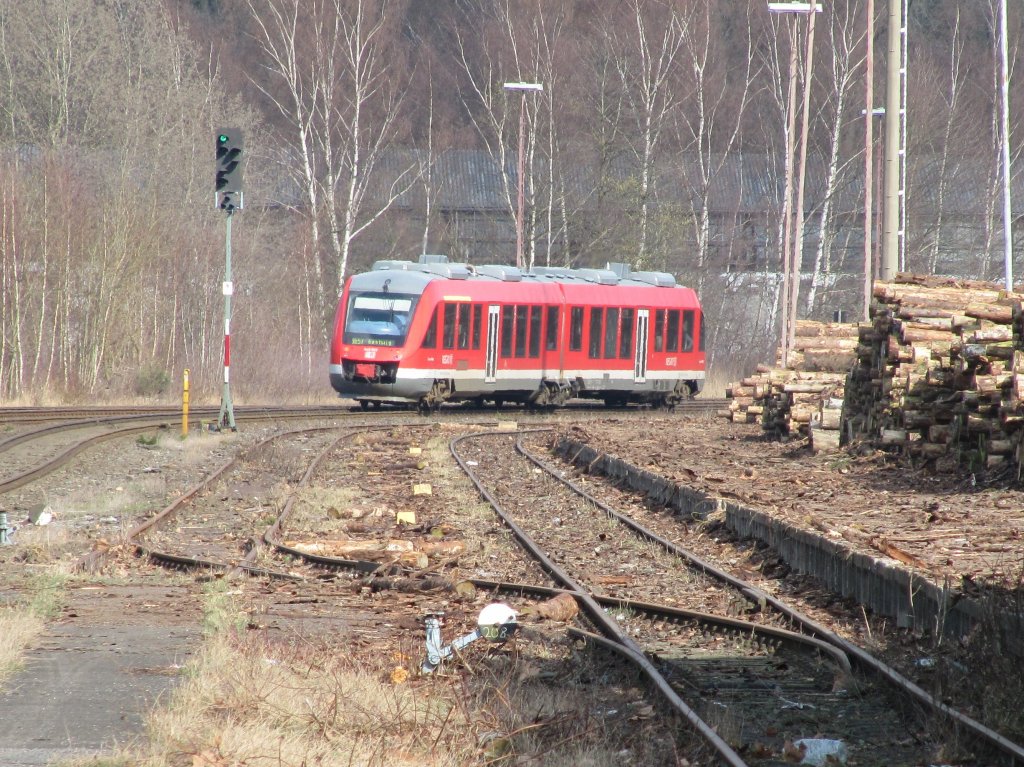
<box><xmin>30</xmin><ymin>509</ymin><xmax>53</xmax><ymax>526</ymax></box>
<box><xmin>794</xmin><ymin>738</ymin><xmax>848</xmax><ymax>766</ymax></box>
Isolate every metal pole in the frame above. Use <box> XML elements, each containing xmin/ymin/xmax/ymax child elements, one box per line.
<box><xmin>515</xmin><ymin>94</ymin><xmax>527</xmax><ymax>270</ymax></box>
<box><xmin>790</xmin><ymin>4</ymin><xmax>816</xmax><ymax>357</ymax></box>
<box><xmin>875</xmin><ymin>125</ymin><xmax>884</xmax><ymax>278</ymax></box>
<box><xmin>182</xmin><ymin>368</ymin><xmax>190</xmax><ymax>438</ymax></box>
<box><xmin>881</xmin><ymin>0</ymin><xmax>901</xmax><ymax>281</ymax></box>
<box><xmin>999</xmin><ymin>0</ymin><xmax>1014</xmax><ymax>290</ymax></box>
<box><xmin>899</xmin><ymin>0</ymin><xmax>908</xmax><ymax>273</ymax></box>
<box><xmin>864</xmin><ymin>0</ymin><xmax>875</xmax><ymax>320</ymax></box>
<box><xmin>779</xmin><ymin>15</ymin><xmax>800</xmax><ymax>367</ymax></box>
<box><xmin>218</xmin><ymin>212</ymin><xmax>236</xmax><ymax>431</ymax></box>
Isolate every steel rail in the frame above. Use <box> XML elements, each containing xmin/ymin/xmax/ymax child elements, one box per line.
<box><xmin>75</xmin><ymin>425</ymin><xmax>354</xmax><ymax>572</ymax></box>
<box><xmin>91</xmin><ymin>422</ymin><xmax>432</xmax><ymax>577</ymax></box>
<box><xmin>514</xmin><ymin>432</ymin><xmax>1024</xmax><ymax>765</ymax></box>
<box><xmin>1</xmin><ymin>423</ymin><xmax>176</xmax><ymax>494</ymax></box>
<box><xmin>450</xmin><ymin>428</ymin><xmax>749</xmax><ymax>767</ymax></box>
<box><xmin>466</xmin><ymin>578</ymin><xmax>850</xmax><ymax>674</ymax></box>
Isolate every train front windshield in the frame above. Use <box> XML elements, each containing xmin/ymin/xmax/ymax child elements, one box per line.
<box><xmin>342</xmin><ymin>292</ymin><xmax>417</xmax><ymax>346</ymax></box>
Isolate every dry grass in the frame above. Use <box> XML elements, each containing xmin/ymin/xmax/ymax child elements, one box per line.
<box><xmin>0</xmin><ymin>607</ymin><xmax>44</xmax><ymax>685</ymax></box>
<box><xmin>458</xmin><ymin>649</ymin><xmax>690</xmax><ymax>766</ymax></box>
<box><xmin>137</xmin><ymin>625</ymin><xmax>685</xmax><ymax>767</ymax></box>
<box><xmin>0</xmin><ymin>571</ymin><xmax>68</xmax><ymax>686</ymax></box>
<box><xmin>141</xmin><ymin>631</ymin><xmax>476</xmax><ymax>767</ymax></box>
<box><xmin>153</xmin><ymin>430</ymin><xmax>235</xmax><ymax>467</ymax></box>
<box><xmin>702</xmin><ymin>366</ymin><xmax>740</xmax><ymax>399</ymax></box>
<box><xmin>287</xmin><ymin>485</ymin><xmax>366</xmax><ymax>533</ymax></box>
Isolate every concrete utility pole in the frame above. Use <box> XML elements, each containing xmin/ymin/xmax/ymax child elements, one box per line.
<box><xmin>881</xmin><ymin>0</ymin><xmax>902</xmax><ymax>281</ymax></box>
<box><xmin>864</xmin><ymin>0</ymin><xmax>875</xmax><ymax>320</ymax></box>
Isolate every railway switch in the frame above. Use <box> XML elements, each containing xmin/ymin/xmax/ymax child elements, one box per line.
<box><xmin>421</xmin><ymin>603</ymin><xmax>518</xmax><ymax>674</ymax></box>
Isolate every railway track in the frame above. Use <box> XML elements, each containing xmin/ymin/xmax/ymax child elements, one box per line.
<box><xmin>449</xmin><ymin>429</ymin><xmax>1024</xmax><ymax>767</ymax></box>
<box><xmin>0</xmin><ymin>396</ymin><xmax>725</xmax><ymax>422</ymax></box>
<box><xmin>48</xmin><ymin>416</ymin><xmax>1024</xmax><ymax>764</ymax></box>
<box><xmin>0</xmin><ymin>400</ymin><xmax>724</xmax><ymax>497</ymax></box>
<box><xmin>15</xmin><ymin>408</ymin><xmax>1015</xmax><ymax>764</ymax></box>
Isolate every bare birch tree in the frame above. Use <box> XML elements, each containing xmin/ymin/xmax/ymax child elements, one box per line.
<box><xmin>602</xmin><ymin>0</ymin><xmax>685</xmax><ymax>268</ymax></box>
<box><xmin>250</xmin><ymin>0</ymin><xmax>414</xmax><ymax>306</ymax></box>
<box><xmin>450</xmin><ymin>0</ymin><xmax>566</xmax><ymax>270</ymax></box>
<box><xmin>803</xmin><ymin>2</ymin><xmax>865</xmax><ymax>313</ymax></box>
<box><xmin>920</xmin><ymin>9</ymin><xmax>968</xmax><ymax>275</ymax></box>
<box><xmin>675</xmin><ymin>4</ymin><xmax>756</xmax><ymax>285</ymax></box>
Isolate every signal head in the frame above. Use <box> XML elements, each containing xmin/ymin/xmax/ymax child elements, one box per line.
<box><xmin>214</xmin><ymin>128</ymin><xmax>244</xmax><ymax>210</ymax></box>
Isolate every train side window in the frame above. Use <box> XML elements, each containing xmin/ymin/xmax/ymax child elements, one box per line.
<box><xmin>529</xmin><ymin>306</ymin><xmax>542</xmax><ymax>358</ymax></box>
<box><xmin>682</xmin><ymin>309</ymin><xmax>695</xmax><ymax>352</ymax></box>
<box><xmin>514</xmin><ymin>305</ymin><xmax>529</xmax><ymax>357</ymax></box>
<box><xmin>545</xmin><ymin>306</ymin><xmax>559</xmax><ymax>351</ymax></box>
<box><xmin>698</xmin><ymin>311</ymin><xmax>706</xmax><ymax>351</ymax></box>
<box><xmin>619</xmin><ymin>308</ymin><xmax>634</xmax><ymax>358</ymax></box>
<box><xmin>603</xmin><ymin>308</ymin><xmax>619</xmax><ymax>359</ymax></box>
<box><xmin>423</xmin><ymin>308</ymin><xmax>438</xmax><ymax>349</ymax></box>
<box><xmin>501</xmin><ymin>305</ymin><xmax>514</xmax><ymax>357</ymax></box>
<box><xmin>654</xmin><ymin>309</ymin><xmax>665</xmax><ymax>352</ymax></box>
<box><xmin>457</xmin><ymin>303</ymin><xmax>471</xmax><ymax>349</ymax></box>
<box><xmin>471</xmin><ymin>304</ymin><xmax>482</xmax><ymax>349</ymax></box>
<box><xmin>666</xmin><ymin>310</ymin><xmax>680</xmax><ymax>352</ymax></box>
<box><xmin>442</xmin><ymin>303</ymin><xmax>457</xmax><ymax>349</ymax></box>
<box><xmin>588</xmin><ymin>308</ymin><xmax>603</xmax><ymax>358</ymax></box>
<box><xmin>570</xmin><ymin>307</ymin><xmax>584</xmax><ymax>351</ymax></box>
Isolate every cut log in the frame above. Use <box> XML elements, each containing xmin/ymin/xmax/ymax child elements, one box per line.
<box><xmin>810</xmin><ymin>426</ymin><xmax>841</xmax><ymax>453</ymax></box>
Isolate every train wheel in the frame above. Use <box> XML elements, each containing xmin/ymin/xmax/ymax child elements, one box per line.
<box><xmin>359</xmin><ymin>400</ymin><xmax>370</xmax><ymax>411</ymax></box>
<box><xmin>493</xmin><ymin>397</ymin><xmax>504</xmax><ymax>409</ymax></box>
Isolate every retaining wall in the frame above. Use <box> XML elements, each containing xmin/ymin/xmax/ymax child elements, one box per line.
<box><xmin>554</xmin><ymin>436</ymin><xmax>1023</xmax><ymax>652</ymax></box>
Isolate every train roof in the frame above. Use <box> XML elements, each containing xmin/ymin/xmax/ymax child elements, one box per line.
<box><xmin>352</xmin><ymin>256</ymin><xmax>686</xmax><ymax>292</ymax></box>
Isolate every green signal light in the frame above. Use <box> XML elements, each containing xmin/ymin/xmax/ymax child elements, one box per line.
<box><xmin>218</xmin><ymin>134</ymin><xmax>229</xmax><ymax>143</ymax></box>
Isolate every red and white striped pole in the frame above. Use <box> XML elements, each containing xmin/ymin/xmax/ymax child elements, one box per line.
<box><xmin>217</xmin><ymin>211</ymin><xmax>237</xmax><ymax>430</ymax></box>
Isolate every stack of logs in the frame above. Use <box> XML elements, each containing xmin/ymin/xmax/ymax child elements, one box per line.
<box><xmin>724</xmin><ymin>320</ymin><xmax>858</xmax><ymax>451</ymax></box>
<box><xmin>845</xmin><ymin>273</ymin><xmax>1024</xmax><ymax>474</ymax></box>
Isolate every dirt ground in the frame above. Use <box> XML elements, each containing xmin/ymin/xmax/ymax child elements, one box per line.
<box><xmin>562</xmin><ymin>412</ymin><xmax>1024</xmax><ymax>593</ymax></box>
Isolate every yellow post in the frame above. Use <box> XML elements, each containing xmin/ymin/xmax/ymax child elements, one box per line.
<box><xmin>182</xmin><ymin>369</ymin><xmax>190</xmax><ymax>438</ymax></box>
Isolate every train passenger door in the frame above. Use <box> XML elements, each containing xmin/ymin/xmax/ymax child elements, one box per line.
<box><xmin>634</xmin><ymin>310</ymin><xmax>649</xmax><ymax>383</ymax></box>
<box><xmin>485</xmin><ymin>305</ymin><xmax>500</xmax><ymax>382</ymax></box>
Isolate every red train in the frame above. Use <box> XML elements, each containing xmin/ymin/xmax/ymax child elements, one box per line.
<box><xmin>329</xmin><ymin>256</ymin><xmax>705</xmax><ymax>410</ymax></box>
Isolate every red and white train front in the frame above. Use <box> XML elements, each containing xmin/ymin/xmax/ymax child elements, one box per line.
<box><xmin>330</xmin><ymin>257</ymin><xmax>705</xmax><ymax>409</ymax></box>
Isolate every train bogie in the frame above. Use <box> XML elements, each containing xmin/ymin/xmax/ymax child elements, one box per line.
<box><xmin>329</xmin><ymin>257</ymin><xmax>705</xmax><ymax>410</ymax></box>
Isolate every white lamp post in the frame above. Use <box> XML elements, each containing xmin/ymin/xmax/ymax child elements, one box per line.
<box><xmin>503</xmin><ymin>82</ymin><xmax>543</xmax><ymax>270</ymax></box>
<box><xmin>767</xmin><ymin>2</ymin><xmax>821</xmax><ymax>366</ymax></box>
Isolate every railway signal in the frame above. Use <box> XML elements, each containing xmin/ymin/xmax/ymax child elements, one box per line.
<box><xmin>215</xmin><ymin>129</ymin><xmax>244</xmax><ymax>211</ymax></box>
<box><xmin>213</xmin><ymin>129</ymin><xmax>242</xmax><ymax>430</ymax></box>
